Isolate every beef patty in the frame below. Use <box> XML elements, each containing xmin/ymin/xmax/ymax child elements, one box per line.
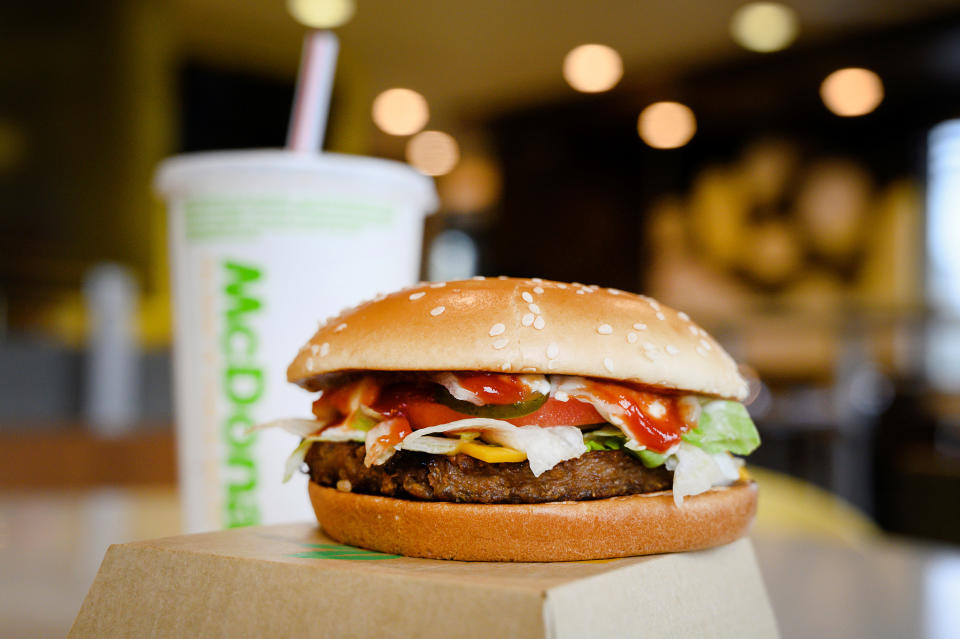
<box><xmin>305</xmin><ymin>441</ymin><xmax>673</xmax><ymax>504</ymax></box>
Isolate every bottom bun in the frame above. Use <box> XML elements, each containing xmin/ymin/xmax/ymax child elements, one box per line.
<box><xmin>309</xmin><ymin>480</ymin><xmax>758</xmax><ymax>562</ymax></box>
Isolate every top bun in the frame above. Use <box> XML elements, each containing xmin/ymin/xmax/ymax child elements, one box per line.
<box><xmin>288</xmin><ymin>277</ymin><xmax>748</xmax><ymax>400</ymax></box>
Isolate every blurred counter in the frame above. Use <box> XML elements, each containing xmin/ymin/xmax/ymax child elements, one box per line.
<box><xmin>1</xmin><ymin>484</ymin><xmax>958</xmax><ymax>639</ymax></box>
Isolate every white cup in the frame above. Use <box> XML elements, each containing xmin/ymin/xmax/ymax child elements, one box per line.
<box><xmin>155</xmin><ymin>150</ymin><xmax>438</xmax><ymax>532</ymax></box>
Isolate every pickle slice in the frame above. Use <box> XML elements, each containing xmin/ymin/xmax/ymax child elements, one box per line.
<box><xmin>434</xmin><ymin>388</ymin><xmax>548</xmax><ymax>419</ymax></box>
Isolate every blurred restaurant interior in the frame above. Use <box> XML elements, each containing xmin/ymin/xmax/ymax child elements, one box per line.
<box><xmin>3</xmin><ymin>0</ymin><xmax>960</xmax><ymax>636</ymax></box>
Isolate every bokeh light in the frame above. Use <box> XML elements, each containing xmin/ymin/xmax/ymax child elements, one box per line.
<box><xmin>371</xmin><ymin>88</ymin><xmax>430</xmax><ymax>136</ymax></box>
<box><xmin>638</xmin><ymin>102</ymin><xmax>697</xmax><ymax>149</ymax></box>
<box><xmin>407</xmin><ymin>130</ymin><xmax>460</xmax><ymax>176</ymax></box>
<box><xmin>820</xmin><ymin>68</ymin><xmax>884</xmax><ymax>117</ymax></box>
<box><xmin>438</xmin><ymin>156</ymin><xmax>503</xmax><ymax>212</ymax></box>
<box><xmin>562</xmin><ymin>44</ymin><xmax>623</xmax><ymax>93</ymax></box>
<box><xmin>730</xmin><ymin>2</ymin><xmax>799</xmax><ymax>53</ymax></box>
<box><xmin>287</xmin><ymin>0</ymin><xmax>355</xmax><ymax>29</ymax></box>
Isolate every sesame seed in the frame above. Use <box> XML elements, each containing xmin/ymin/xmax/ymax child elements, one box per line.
<box><xmin>576</xmin><ymin>289</ymin><xmax>586</xmax><ymax>295</ymax></box>
<box><xmin>489</xmin><ymin>323</ymin><xmax>506</xmax><ymax>336</ymax></box>
<box><xmin>534</xmin><ymin>316</ymin><xmax>546</xmax><ymax>330</ymax></box>
<box><xmin>678</xmin><ymin>311</ymin><xmax>690</xmax><ymax>321</ymax></box>
<box><xmin>666</xmin><ymin>344</ymin><xmax>680</xmax><ymax>355</ymax></box>
<box><xmin>472</xmin><ymin>276</ymin><xmax>486</xmax><ymax>280</ymax></box>
<box><xmin>656</xmin><ymin>312</ymin><xmax>666</xmax><ymax>321</ymax></box>
<box><xmin>643</xmin><ymin>342</ymin><xmax>657</xmax><ymax>352</ymax></box>
<box><xmin>696</xmin><ymin>346</ymin><xmax>708</xmax><ymax>357</ymax></box>
<box><xmin>531</xmin><ymin>277</ymin><xmax>543</xmax><ymax>283</ymax></box>
<box><xmin>698</xmin><ymin>327</ymin><xmax>708</xmax><ymax>337</ymax></box>
<box><xmin>498</xmin><ymin>275</ymin><xmax>509</xmax><ymax>280</ymax></box>
<box><xmin>547</xmin><ymin>342</ymin><xmax>559</xmax><ymax>359</ymax></box>
<box><xmin>409</xmin><ymin>292</ymin><xmax>425</xmax><ymax>300</ymax></box>
<box><xmin>521</xmin><ymin>313</ymin><xmax>535</xmax><ymax>327</ymax></box>
<box><xmin>320</xmin><ymin>343</ymin><xmax>330</xmax><ymax>357</ymax></box>
<box><xmin>493</xmin><ymin>338</ymin><xmax>509</xmax><ymax>350</ymax></box>
<box><xmin>699</xmin><ymin>338</ymin><xmax>712</xmax><ymax>351</ymax></box>
<box><xmin>533</xmin><ymin>286</ymin><xmax>544</xmax><ymax>294</ymax></box>
<box><xmin>306</xmin><ymin>360</ymin><xmax>315</xmax><ymax>371</ymax></box>
<box><xmin>430</xmin><ymin>282</ymin><xmax>446</xmax><ymax>288</ymax></box>
<box><xmin>689</xmin><ymin>326</ymin><xmax>698</xmax><ymax>335</ymax></box>
<box><xmin>335</xmin><ymin>323</ymin><xmax>347</xmax><ymax>332</ymax></box>
<box><xmin>310</xmin><ymin>344</ymin><xmax>320</xmax><ymax>355</ymax></box>
<box><xmin>633</xmin><ymin>322</ymin><xmax>647</xmax><ymax>330</ymax></box>
<box><xmin>597</xmin><ymin>323</ymin><xmax>613</xmax><ymax>335</ymax></box>
<box><xmin>627</xmin><ymin>332</ymin><xmax>638</xmax><ymax>344</ymax></box>
<box><xmin>607</xmin><ymin>288</ymin><xmax>621</xmax><ymax>295</ymax></box>
<box><xmin>557</xmin><ymin>283</ymin><xmax>567</xmax><ymax>289</ymax></box>
<box><xmin>501</xmin><ymin>362</ymin><xmax>511</xmax><ymax>370</ymax></box>
<box><xmin>522</xmin><ymin>292</ymin><xmax>533</xmax><ymax>303</ymax></box>
<box><xmin>603</xmin><ymin>357</ymin><xmax>615</xmax><ymax>372</ymax></box>
<box><xmin>430</xmin><ymin>306</ymin><xmax>445</xmax><ymax>316</ymax></box>
<box><xmin>648</xmin><ymin>299</ymin><xmax>661</xmax><ymax>310</ymax></box>
<box><xmin>529</xmin><ymin>303</ymin><xmax>541</xmax><ymax>314</ymax></box>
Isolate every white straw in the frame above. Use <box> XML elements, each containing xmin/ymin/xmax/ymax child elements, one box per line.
<box><xmin>287</xmin><ymin>30</ymin><xmax>339</xmax><ymax>152</ymax></box>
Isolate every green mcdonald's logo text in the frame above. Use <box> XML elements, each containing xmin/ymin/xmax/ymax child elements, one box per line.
<box><xmin>222</xmin><ymin>261</ymin><xmax>264</xmax><ymax>528</ymax></box>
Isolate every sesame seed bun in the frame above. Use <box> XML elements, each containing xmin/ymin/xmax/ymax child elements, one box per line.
<box><xmin>288</xmin><ymin>277</ymin><xmax>747</xmax><ymax>400</ymax></box>
<box><xmin>309</xmin><ymin>480</ymin><xmax>758</xmax><ymax>561</ymax></box>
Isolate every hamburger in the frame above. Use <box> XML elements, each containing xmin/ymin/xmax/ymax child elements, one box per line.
<box><xmin>266</xmin><ymin>277</ymin><xmax>760</xmax><ymax>561</ymax></box>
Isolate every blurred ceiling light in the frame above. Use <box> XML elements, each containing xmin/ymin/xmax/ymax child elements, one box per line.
<box><xmin>287</xmin><ymin>0</ymin><xmax>355</xmax><ymax>29</ymax></box>
<box><xmin>562</xmin><ymin>44</ymin><xmax>623</xmax><ymax>93</ymax></box>
<box><xmin>730</xmin><ymin>2</ymin><xmax>798</xmax><ymax>53</ymax></box>
<box><xmin>407</xmin><ymin>130</ymin><xmax>460</xmax><ymax>176</ymax></box>
<box><xmin>820</xmin><ymin>68</ymin><xmax>884</xmax><ymax>117</ymax></box>
<box><xmin>638</xmin><ymin>102</ymin><xmax>697</xmax><ymax>149</ymax></box>
<box><xmin>438</xmin><ymin>156</ymin><xmax>502</xmax><ymax>212</ymax></box>
<box><xmin>0</xmin><ymin>119</ymin><xmax>26</xmax><ymax>172</ymax></box>
<box><xmin>372</xmin><ymin>88</ymin><xmax>429</xmax><ymax>136</ymax></box>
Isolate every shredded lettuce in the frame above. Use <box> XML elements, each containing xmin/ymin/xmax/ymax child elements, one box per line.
<box><xmin>667</xmin><ymin>443</ymin><xmax>743</xmax><ymax>505</ymax></box>
<box><xmin>399</xmin><ymin>418</ymin><xmax>586</xmax><ymax>476</ymax></box>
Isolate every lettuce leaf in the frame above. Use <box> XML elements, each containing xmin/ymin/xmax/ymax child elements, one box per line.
<box><xmin>632</xmin><ymin>448</ymin><xmax>668</xmax><ymax>468</ymax></box>
<box><xmin>583</xmin><ymin>428</ymin><xmax>625</xmax><ymax>451</ymax></box>
<box><xmin>682</xmin><ymin>400</ymin><xmax>760</xmax><ymax>456</ymax></box>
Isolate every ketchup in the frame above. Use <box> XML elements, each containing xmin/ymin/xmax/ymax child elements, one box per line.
<box><xmin>371</xmin><ymin>384</ymin><xmax>433</xmax><ymax>418</ymax></box>
<box><xmin>580</xmin><ymin>380</ymin><xmax>690</xmax><ymax>452</ymax></box>
<box><xmin>453</xmin><ymin>372</ymin><xmax>530</xmax><ymax>404</ymax></box>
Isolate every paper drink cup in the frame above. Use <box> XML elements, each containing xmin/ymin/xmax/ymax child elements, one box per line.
<box><xmin>155</xmin><ymin>150</ymin><xmax>438</xmax><ymax>532</ymax></box>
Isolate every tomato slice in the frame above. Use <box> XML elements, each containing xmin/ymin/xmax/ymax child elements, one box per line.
<box><xmin>376</xmin><ymin>388</ymin><xmax>604</xmax><ymax>430</ymax></box>
<box><xmin>506</xmin><ymin>397</ymin><xmax>604</xmax><ymax>427</ymax></box>
<box><xmin>402</xmin><ymin>399</ymin><xmax>468</xmax><ymax>429</ymax></box>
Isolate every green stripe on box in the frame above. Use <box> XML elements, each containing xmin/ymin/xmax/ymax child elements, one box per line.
<box><xmin>289</xmin><ymin>543</ymin><xmax>400</xmax><ymax>561</ymax></box>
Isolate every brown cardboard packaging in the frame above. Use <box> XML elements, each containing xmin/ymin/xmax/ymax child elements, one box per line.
<box><xmin>69</xmin><ymin>523</ymin><xmax>778</xmax><ymax>638</ymax></box>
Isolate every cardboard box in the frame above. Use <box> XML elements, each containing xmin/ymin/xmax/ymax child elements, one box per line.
<box><xmin>69</xmin><ymin>523</ymin><xmax>778</xmax><ymax>638</ymax></box>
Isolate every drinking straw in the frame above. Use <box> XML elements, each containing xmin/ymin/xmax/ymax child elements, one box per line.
<box><xmin>287</xmin><ymin>30</ymin><xmax>339</xmax><ymax>152</ymax></box>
